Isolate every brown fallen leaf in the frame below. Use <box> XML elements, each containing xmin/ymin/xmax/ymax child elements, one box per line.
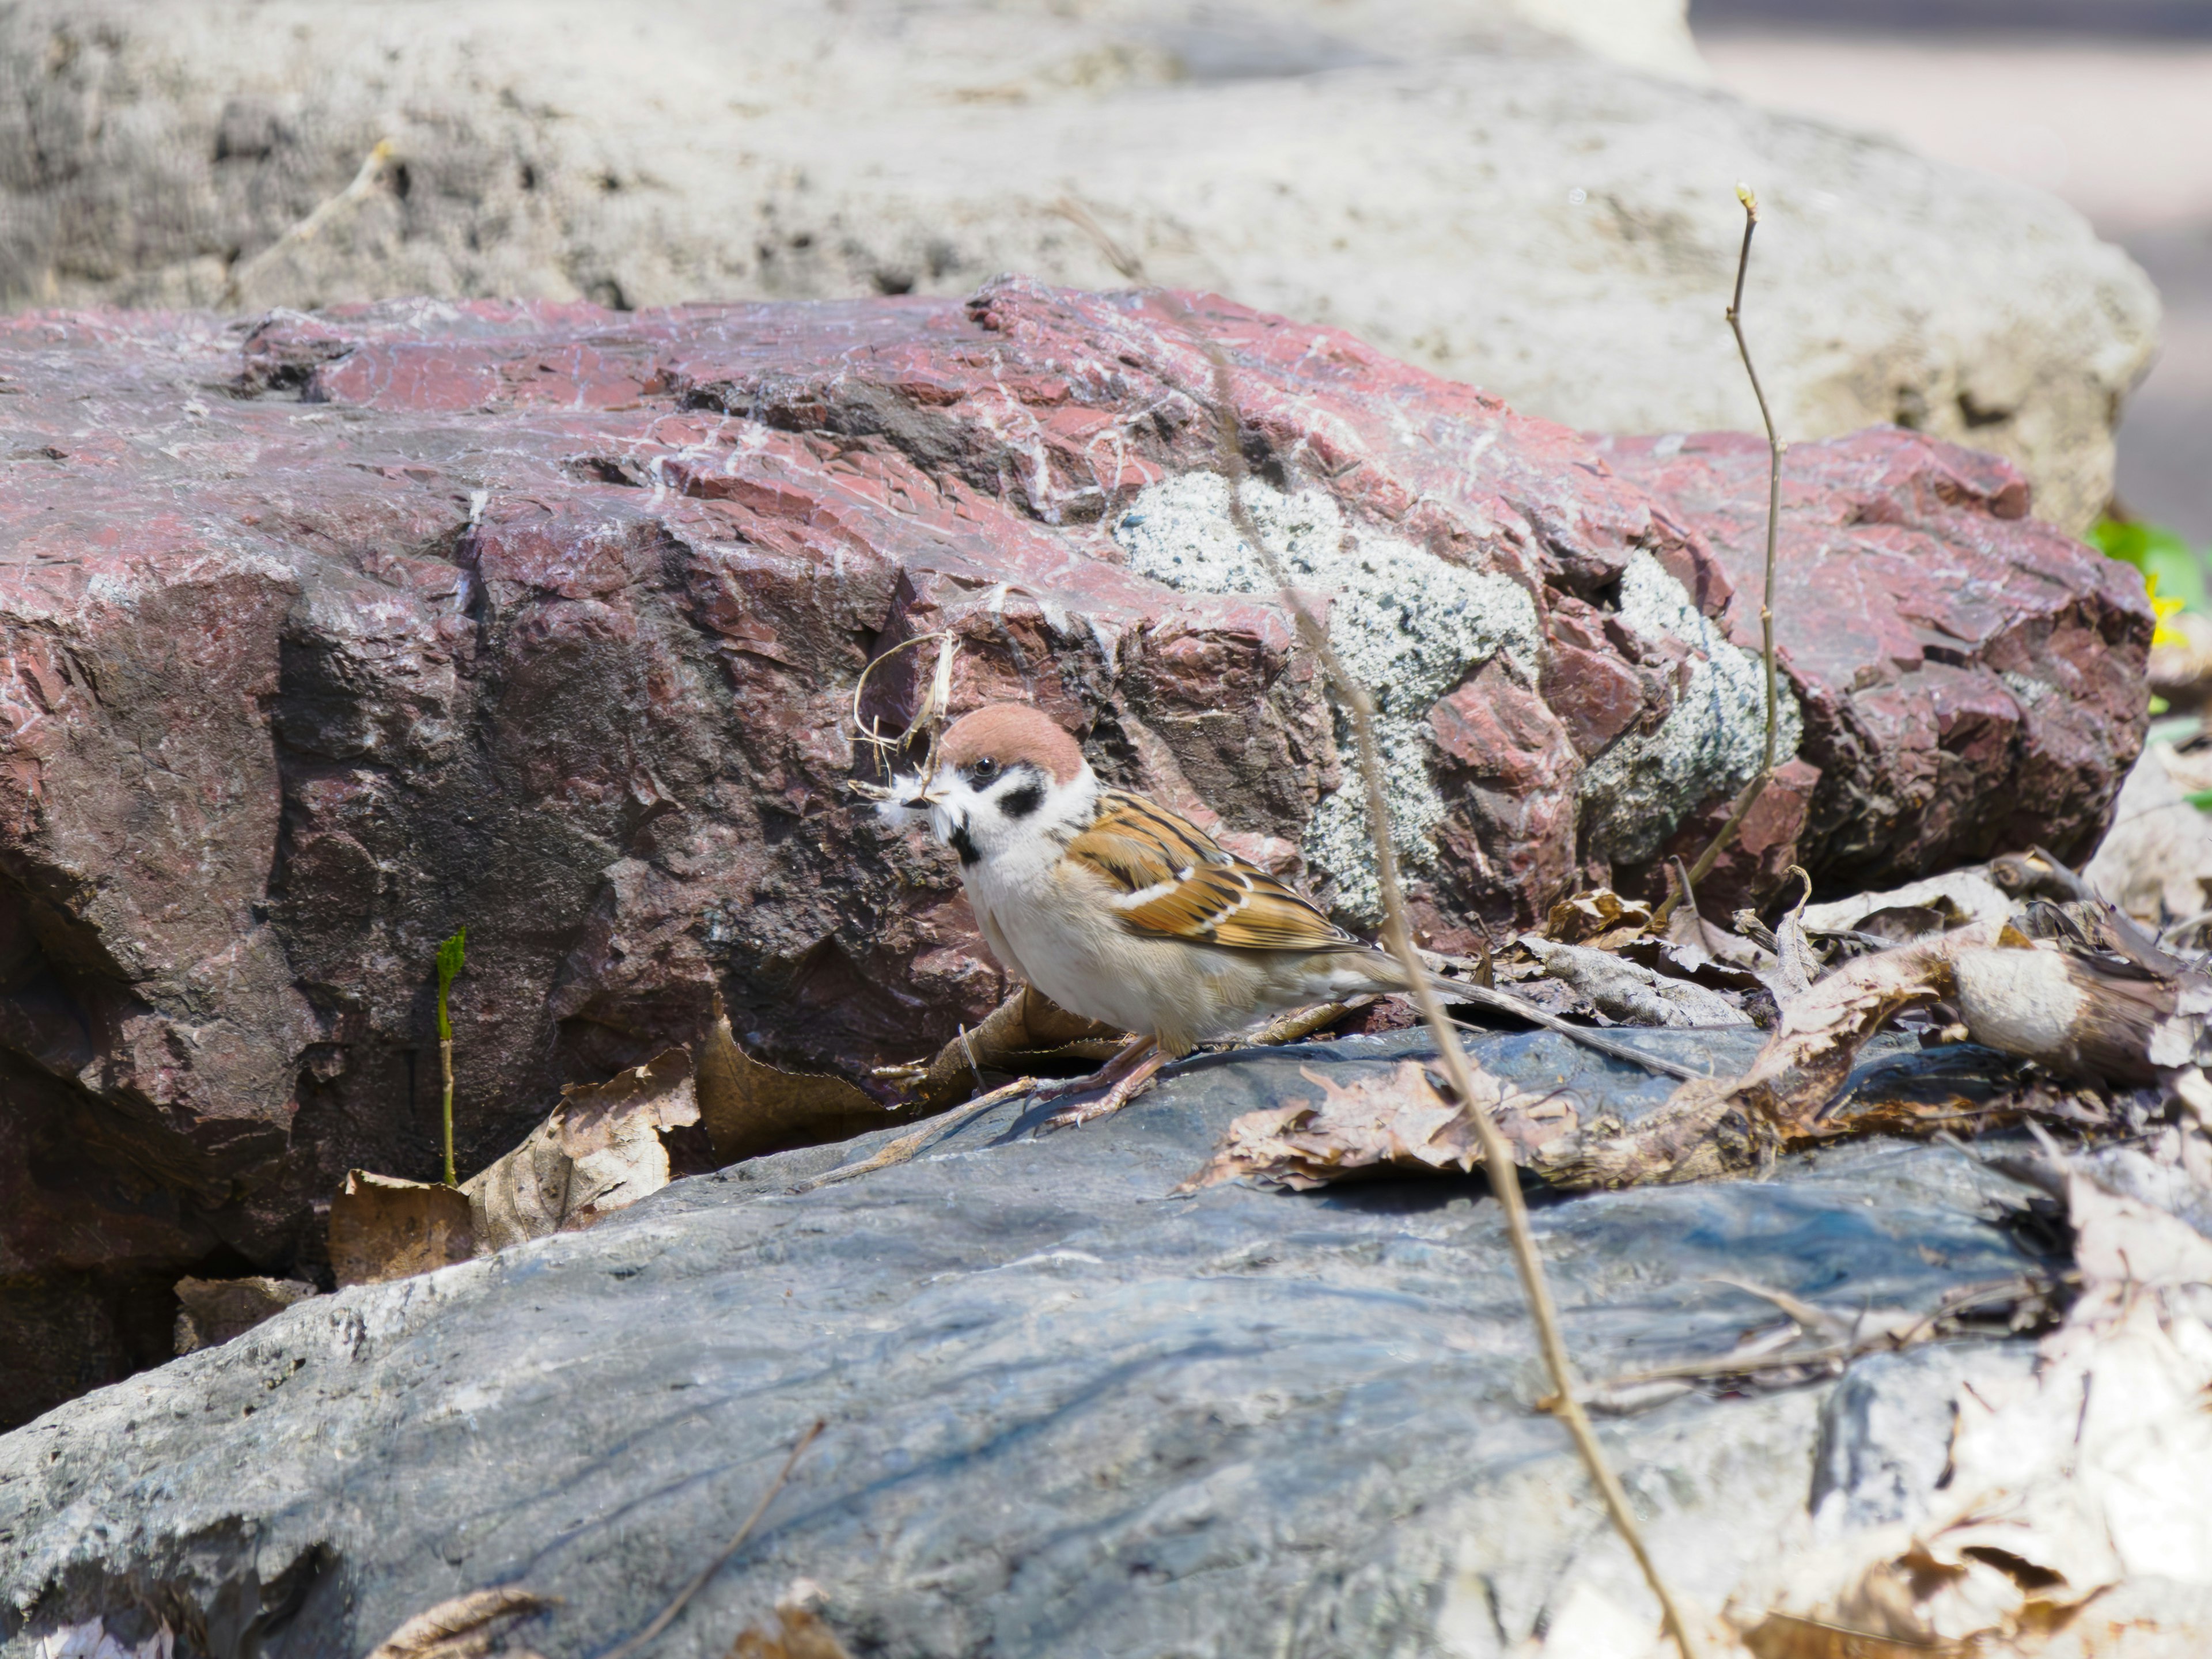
<box><xmin>173</xmin><ymin>1275</ymin><xmax>318</xmax><ymax>1354</ymax></box>
<box><xmin>698</xmin><ymin>997</ymin><xmax>907</xmax><ymax>1163</ymax></box>
<box><xmin>1543</xmin><ymin>887</ymin><xmax>1653</xmax><ymax>949</ymax></box>
<box><xmin>887</xmin><ymin>984</ymin><xmax>1125</xmax><ymax>1113</ymax></box>
<box><xmin>329</xmin><ymin>1171</ymin><xmax>475</xmax><ymax>1287</ymax></box>
<box><xmin>1179</xmin><ymin>1059</ymin><xmax>1579</xmax><ymax>1192</ymax></box>
<box><xmin>730</xmin><ymin>1600</ymin><xmax>853</xmax><ymax>1659</ymax></box>
<box><xmin>464</xmin><ymin>1048</ymin><xmax>708</xmax><ymax>1251</ymax></box>
<box><xmin>364</xmin><ymin>1588</ymin><xmax>547</xmax><ymax>1659</ymax></box>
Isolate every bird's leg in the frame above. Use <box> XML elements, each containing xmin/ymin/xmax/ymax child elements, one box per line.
<box><xmin>1038</xmin><ymin>1035</ymin><xmax>1166</xmax><ymax>1130</ymax></box>
<box><xmin>1032</xmin><ymin>1032</ymin><xmax>1155</xmax><ymax>1101</ymax></box>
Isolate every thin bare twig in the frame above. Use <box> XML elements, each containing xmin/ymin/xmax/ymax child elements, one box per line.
<box><xmin>1055</xmin><ymin>221</ymin><xmax>1707</xmax><ymax>1654</ymax></box>
<box><xmin>1209</xmin><ymin>382</ymin><xmax>1706</xmax><ymax>1659</ymax></box>
<box><xmin>790</xmin><ymin>1076</ymin><xmax>1038</xmax><ymax>1192</ymax></box>
<box><xmin>1665</xmin><ymin>185</ymin><xmax>1789</xmax><ymax>913</ymax></box>
<box><xmin>600</xmin><ymin>1418</ymin><xmax>826</xmax><ymax>1659</ymax></box>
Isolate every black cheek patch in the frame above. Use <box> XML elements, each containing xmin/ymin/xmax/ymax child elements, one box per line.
<box><xmin>998</xmin><ymin>782</ymin><xmax>1045</xmax><ymax>821</ymax></box>
<box><xmin>947</xmin><ymin>823</ymin><xmax>982</xmax><ymax>866</ymax></box>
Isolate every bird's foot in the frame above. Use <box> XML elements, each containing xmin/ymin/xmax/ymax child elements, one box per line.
<box><xmin>1031</xmin><ymin>1034</ymin><xmax>1154</xmax><ymax>1102</ymax></box>
<box><xmin>1039</xmin><ymin>1041</ymin><xmax>1168</xmax><ymax>1131</ymax></box>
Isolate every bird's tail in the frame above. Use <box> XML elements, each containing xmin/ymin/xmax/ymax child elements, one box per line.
<box><xmin>1414</xmin><ymin>969</ymin><xmax>1705</xmax><ymax>1084</ymax></box>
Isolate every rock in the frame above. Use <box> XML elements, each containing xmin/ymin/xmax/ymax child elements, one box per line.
<box><xmin>0</xmin><ymin>0</ymin><xmax>2155</xmax><ymax>533</ymax></box>
<box><xmin>0</xmin><ymin>1027</ymin><xmax>2054</xmax><ymax>1658</ymax></box>
<box><xmin>1603</xmin><ymin>430</ymin><xmax>2153</xmax><ymax>900</ymax></box>
<box><xmin>170</xmin><ymin>1275</ymin><xmax>317</xmax><ymax>1355</ymax></box>
<box><xmin>0</xmin><ymin>280</ymin><xmax>2149</xmax><ymax>1427</ymax></box>
<box><xmin>1807</xmin><ymin>1344</ymin><xmax>2040</xmax><ymax>1544</ymax></box>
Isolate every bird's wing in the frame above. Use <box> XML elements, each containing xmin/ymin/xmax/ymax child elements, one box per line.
<box><xmin>1065</xmin><ymin>790</ymin><xmax>1362</xmax><ymax>953</ymax></box>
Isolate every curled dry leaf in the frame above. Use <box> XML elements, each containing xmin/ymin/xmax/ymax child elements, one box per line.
<box><xmin>1671</xmin><ymin>923</ymin><xmax>2004</xmax><ymax>1135</ymax></box>
<box><xmin>463</xmin><ymin>1048</ymin><xmax>706</xmax><ymax>1252</ymax></box>
<box><xmin>1736</xmin><ymin>1177</ymin><xmax>2212</xmax><ymax>1655</ymax></box>
<box><xmin>364</xmin><ymin>1588</ymin><xmax>548</xmax><ymax>1659</ymax></box>
<box><xmin>1766</xmin><ymin>872</ymin><xmax>1823</xmax><ymax>1002</ymax></box>
<box><xmin>1178</xmin><ymin>1059</ymin><xmax>1580</xmax><ymax>1193</ymax></box>
<box><xmin>1844</xmin><ymin>901</ymin><xmax>1960</xmax><ymax>945</ymax></box>
<box><xmin>698</xmin><ymin>997</ymin><xmax>906</xmax><ymax>1163</ymax></box>
<box><xmin>328</xmin><ymin>1171</ymin><xmax>475</xmax><ymax>1287</ymax></box>
<box><xmin>1799</xmin><ymin>866</ymin><xmax>2014</xmax><ymax>937</ymax></box>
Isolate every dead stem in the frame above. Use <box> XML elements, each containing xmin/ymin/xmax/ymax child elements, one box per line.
<box><xmin>791</xmin><ymin>1076</ymin><xmax>1039</xmax><ymax>1193</ymax></box>
<box><xmin>1050</xmin><ymin>219</ymin><xmax>1709</xmax><ymax>1654</ymax></box>
<box><xmin>1668</xmin><ymin>185</ymin><xmax>1788</xmax><ymax>910</ymax></box>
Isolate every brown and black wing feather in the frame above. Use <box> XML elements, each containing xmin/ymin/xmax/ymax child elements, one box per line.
<box><xmin>1066</xmin><ymin>791</ymin><xmax>1362</xmax><ymax>953</ymax></box>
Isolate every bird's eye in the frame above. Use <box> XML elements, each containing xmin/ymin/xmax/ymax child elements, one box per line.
<box><xmin>971</xmin><ymin>757</ymin><xmax>998</xmax><ymax>782</ymax></box>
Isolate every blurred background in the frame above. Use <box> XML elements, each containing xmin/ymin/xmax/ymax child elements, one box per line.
<box><xmin>1694</xmin><ymin>0</ymin><xmax>2211</xmax><ymax>559</ymax></box>
<box><xmin>0</xmin><ymin>0</ymin><xmax>2200</xmax><ymax>554</ymax></box>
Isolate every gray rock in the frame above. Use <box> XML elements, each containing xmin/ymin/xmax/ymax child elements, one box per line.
<box><xmin>0</xmin><ymin>0</ymin><xmax>2154</xmax><ymax>532</ymax></box>
<box><xmin>1809</xmin><ymin>1343</ymin><xmax>2037</xmax><ymax>1537</ymax></box>
<box><xmin>0</xmin><ymin>1028</ymin><xmax>2048</xmax><ymax>1658</ymax></box>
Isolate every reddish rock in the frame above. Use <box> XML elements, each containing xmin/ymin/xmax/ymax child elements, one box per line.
<box><xmin>1597</xmin><ymin>430</ymin><xmax>2150</xmax><ymax>897</ymax></box>
<box><xmin>0</xmin><ymin>282</ymin><xmax>2149</xmax><ymax>1423</ymax></box>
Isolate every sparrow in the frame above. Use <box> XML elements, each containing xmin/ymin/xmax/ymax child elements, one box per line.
<box><xmin>883</xmin><ymin>702</ymin><xmax>1696</xmax><ymax>1127</ymax></box>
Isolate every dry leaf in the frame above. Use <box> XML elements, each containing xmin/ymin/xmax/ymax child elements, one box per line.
<box><xmin>1799</xmin><ymin>868</ymin><xmax>2014</xmax><ymax>937</ymax></box>
<box><xmin>2081</xmin><ymin>744</ymin><xmax>2212</xmax><ymax>923</ymax></box>
<box><xmin>1669</xmin><ymin>924</ymin><xmax>2004</xmax><ymax>1135</ymax></box>
<box><xmin>1518</xmin><ymin>934</ymin><xmax>1754</xmax><ymax>1029</ymax></box>
<box><xmin>328</xmin><ymin>1171</ymin><xmax>475</xmax><ymax>1287</ymax></box>
<box><xmin>1543</xmin><ymin>888</ymin><xmax>1653</xmax><ymax>948</ymax></box>
<box><xmin>1768</xmin><ymin>874</ymin><xmax>1823</xmax><ymax>1001</ymax></box>
<box><xmin>464</xmin><ymin>1048</ymin><xmax>704</xmax><ymax>1251</ymax></box>
<box><xmin>1180</xmin><ymin>1059</ymin><xmax>1578</xmax><ymax>1192</ymax></box>
<box><xmin>729</xmin><ymin>1603</ymin><xmax>853</xmax><ymax>1659</ymax></box>
<box><xmin>1844</xmin><ymin>902</ymin><xmax>1959</xmax><ymax>944</ymax></box>
<box><xmin>698</xmin><ymin>998</ymin><xmax>903</xmax><ymax>1162</ymax></box>
<box><xmin>172</xmin><ymin>1275</ymin><xmax>317</xmax><ymax>1355</ymax></box>
<box><xmin>365</xmin><ymin>1588</ymin><xmax>547</xmax><ymax>1659</ymax></box>
<box><xmin>1736</xmin><ymin>1175</ymin><xmax>2212</xmax><ymax>1654</ymax></box>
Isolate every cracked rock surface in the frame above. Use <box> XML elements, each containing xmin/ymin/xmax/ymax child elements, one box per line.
<box><xmin>0</xmin><ymin>279</ymin><xmax>2147</xmax><ymax>1428</ymax></box>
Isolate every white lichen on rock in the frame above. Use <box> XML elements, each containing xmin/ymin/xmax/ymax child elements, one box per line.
<box><xmin>1113</xmin><ymin>472</ymin><xmax>1540</xmax><ymax>922</ymax></box>
<box><xmin>1575</xmin><ymin>551</ymin><xmax>1802</xmax><ymax>866</ymax></box>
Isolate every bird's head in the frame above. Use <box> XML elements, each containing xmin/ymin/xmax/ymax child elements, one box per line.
<box><xmin>885</xmin><ymin>703</ymin><xmax>1096</xmax><ymax>867</ymax></box>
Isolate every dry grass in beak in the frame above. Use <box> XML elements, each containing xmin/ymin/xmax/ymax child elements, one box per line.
<box><xmin>847</xmin><ymin>630</ymin><xmax>959</xmax><ymax>805</ymax></box>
